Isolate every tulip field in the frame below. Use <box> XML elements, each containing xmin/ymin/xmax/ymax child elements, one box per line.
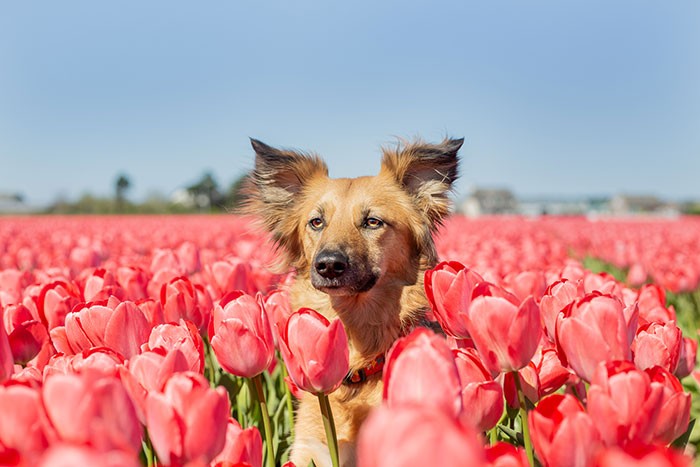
<box><xmin>2</xmin><ymin>214</ymin><xmax>700</xmax><ymax>466</ymax></box>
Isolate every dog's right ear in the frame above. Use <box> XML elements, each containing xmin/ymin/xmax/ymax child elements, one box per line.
<box><xmin>242</xmin><ymin>139</ymin><xmax>328</xmax><ymax>257</ymax></box>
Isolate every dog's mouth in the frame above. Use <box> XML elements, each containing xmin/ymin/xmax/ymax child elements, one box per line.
<box><xmin>311</xmin><ymin>273</ymin><xmax>378</xmax><ymax>296</ymax></box>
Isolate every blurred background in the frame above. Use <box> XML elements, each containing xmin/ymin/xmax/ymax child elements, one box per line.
<box><xmin>1</xmin><ymin>1</ymin><xmax>699</xmax><ymax>215</ymax></box>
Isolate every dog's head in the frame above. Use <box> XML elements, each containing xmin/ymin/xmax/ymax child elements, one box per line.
<box><xmin>244</xmin><ymin>138</ymin><xmax>462</xmax><ymax>296</ymax></box>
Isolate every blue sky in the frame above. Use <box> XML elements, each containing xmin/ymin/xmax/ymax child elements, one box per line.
<box><xmin>1</xmin><ymin>1</ymin><xmax>699</xmax><ymax>205</ymax></box>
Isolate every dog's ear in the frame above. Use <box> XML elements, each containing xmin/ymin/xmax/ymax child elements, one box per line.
<box><xmin>380</xmin><ymin>138</ymin><xmax>463</xmax><ymax>228</ymax></box>
<box><xmin>242</xmin><ymin>139</ymin><xmax>328</xmax><ymax>262</ymax></box>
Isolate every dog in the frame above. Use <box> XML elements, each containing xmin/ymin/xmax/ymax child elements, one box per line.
<box><xmin>244</xmin><ymin>137</ymin><xmax>463</xmax><ymax>466</ymax></box>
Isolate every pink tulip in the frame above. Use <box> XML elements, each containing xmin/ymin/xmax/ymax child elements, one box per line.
<box><xmin>205</xmin><ymin>258</ymin><xmax>257</xmax><ymax>299</ymax></box>
<box><xmin>0</xmin><ymin>268</ymin><xmax>32</xmax><ymax>307</ymax></box>
<box><xmin>646</xmin><ymin>366</ymin><xmax>691</xmax><ymax>445</ymax></box>
<box><xmin>675</xmin><ymin>336</ymin><xmax>697</xmax><ymax>379</ymax></box>
<box><xmin>539</xmin><ymin>279</ymin><xmax>579</xmax><ymax>341</ymax></box>
<box><xmin>36</xmin><ymin>280</ymin><xmax>82</xmax><ymax>330</ymax></box>
<box><xmin>383</xmin><ymin>328</ymin><xmax>462</xmax><ymax>418</ymax></box>
<box><xmin>556</xmin><ymin>293</ymin><xmax>635</xmax><ymax>382</ymax></box>
<box><xmin>466</xmin><ymin>295</ymin><xmax>541</xmax><ymax>375</ymax></box>
<box><xmin>38</xmin><ymin>444</ymin><xmax>141</xmax><ymax>467</ymax></box>
<box><xmin>357</xmin><ymin>405</ymin><xmax>486</xmax><ymax>467</ymax></box>
<box><xmin>53</xmin><ymin>298</ymin><xmax>150</xmax><ymax>358</ymax></box>
<box><xmin>632</xmin><ymin>321</ymin><xmax>682</xmax><ymax>372</ymax></box>
<box><xmin>263</xmin><ymin>289</ymin><xmax>293</xmax><ymax>345</ymax></box>
<box><xmin>503</xmin><ymin>364</ymin><xmax>539</xmax><ymax>409</ymax></box>
<box><xmin>145</xmin><ymin>372</ymin><xmax>229</xmax><ymax>465</ymax></box>
<box><xmin>424</xmin><ymin>261</ymin><xmax>483</xmax><ymax>338</ymax></box>
<box><xmin>0</xmin><ymin>383</ymin><xmax>49</xmax><ymax>461</ymax></box>
<box><xmin>210</xmin><ymin>291</ymin><xmax>275</xmax><ymax>378</ymax></box>
<box><xmin>42</xmin><ymin>372</ymin><xmax>142</xmax><ymax>455</ymax></box>
<box><xmin>115</xmin><ymin>266</ymin><xmax>149</xmax><ymax>301</ymax></box>
<box><xmin>211</xmin><ymin>418</ymin><xmax>263</xmax><ymax>467</ymax></box>
<box><xmin>529</xmin><ymin>394</ymin><xmax>601</xmax><ymax>467</ymax></box>
<box><xmin>503</xmin><ymin>270</ymin><xmax>547</xmax><ymax>303</ymax></box>
<box><xmin>80</xmin><ymin>268</ymin><xmax>126</xmax><ymax>302</ymax></box>
<box><xmin>636</xmin><ymin>284</ymin><xmax>676</xmax><ymax>325</ymax></box>
<box><xmin>145</xmin><ymin>320</ymin><xmax>205</xmax><ymax>373</ymax></box>
<box><xmin>587</xmin><ymin>360</ymin><xmax>664</xmax><ymax>447</ymax></box>
<box><xmin>278</xmin><ymin>308</ymin><xmax>349</xmax><ymax>394</ymax></box>
<box><xmin>119</xmin><ymin>347</ymin><xmax>190</xmax><ymax>423</ymax></box>
<box><xmin>160</xmin><ymin>276</ymin><xmax>209</xmax><ymax>332</ymax></box>
<box><xmin>0</xmin><ymin>310</ymin><xmax>13</xmax><ymax>383</ymax></box>
<box><xmin>453</xmin><ymin>348</ymin><xmax>503</xmax><ymax>430</ymax></box>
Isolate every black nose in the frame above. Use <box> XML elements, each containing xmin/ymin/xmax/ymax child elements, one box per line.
<box><xmin>314</xmin><ymin>251</ymin><xmax>349</xmax><ymax>279</ymax></box>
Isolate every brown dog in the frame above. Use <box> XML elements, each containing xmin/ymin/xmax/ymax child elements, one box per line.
<box><xmin>244</xmin><ymin>137</ymin><xmax>462</xmax><ymax>466</ymax></box>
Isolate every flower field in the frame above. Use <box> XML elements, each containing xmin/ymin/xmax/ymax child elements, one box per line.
<box><xmin>2</xmin><ymin>214</ymin><xmax>700</xmax><ymax>466</ymax></box>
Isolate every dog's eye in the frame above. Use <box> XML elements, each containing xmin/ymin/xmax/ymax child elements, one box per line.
<box><xmin>363</xmin><ymin>217</ymin><xmax>384</xmax><ymax>229</ymax></box>
<box><xmin>309</xmin><ymin>217</ymin><xmax>325</xmax><ymax>231</ymax></box>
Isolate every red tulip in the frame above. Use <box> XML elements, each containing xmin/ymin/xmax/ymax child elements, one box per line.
<box><xmin>211</xmin><ymin>418</ymin><xmax>263</xmax><ymax>467</ymax></box>
<box><xmin>529</xmin><ymin>394</ymin><xmax>601</xmax><ymax>467</ymax></box>
<box><xmin>42</xmin><ymin>372</ymin><xmax>142</xmax><ymax>455</ymax></box>
<box><xmin>210</xmin><ymin>291</ymin><xmax>275</xmax><ymax>378</ymax></box>
<box><xmin>636</xmin><ymin>284</ymin><xmax>676</xmax><ymax>325</ymax></box>
<box><xmin>503</xmin><ymin>270</ymin><xmax>547</xmax><ymax>303</ymax></box>
<box><xmin>424</xmin><ymin>261</ymin><xmax>483</xmax><ymax>339</ymax></box>
<box><xmin>357</xmin><ymin>405</ymin><xmax>486</xmax><ymax>467</ymax></box>
<box><xmin>632</xmin><ymin>321</ymin><xmax>682</xmax><ymax>373</ymax></box>
<box><xmin>383</xmin><ymin>328</ymin><xmax>462</xmax><ymax>418</ymax></box>
<box><xmin>115</xmin><ymin>266</ymin><xmax>149</xmax><ymax>301</ymax></box>
<box><xmin>278</xmin><ymin>308</ymin><xmax>349</xmax><ymax>394</ymax></box>
<box><xmin>36</xmin><ymin>280</ymin><xmax>82</xmax><ymax>330</ymax></box>
<box><xmin>596</xmin><ymin>443</ymin><xmax>692</xmax><ymax>467</ymax></box>
<box><xmin>539</xmin><ymin>279</ymin><xmax>579</xmax><ymax>341</ymax></box>
<box><xmin>453</xmin><ymin>348</ymin><xmax>503</xmax><ymax>430</ymax></box>
<box><xmin>0</xmin><ymin>268</ymin><xmax>32</xmax><ymax>307</ymax></box>
<box><xmin>484</xmin><ymin>442</ymin><xmax>529</xmax><ymax>467</ymax></box>
<box><xmin>80</xmin><ymin>268</ymin><xmax>126</xmax><ymax>302</ymax></box>
<box><xmin>587</xmin><ymin>361</ymin><xmax>664</xmax><ymax>447</ymax></box>
<box><xmin>205</xmin><ymin>258</ymin><xmax>257</xmax><ymax>299</ymax></box>
<box><xmin>263</xmin><ymin>289</ymin><xmax>294</xmax><ymax>345</ymax></box>
<box><xmin>146</xmin><ymin>372</ymin><xmax>230</xmax><ymax>465</ymax></box>
<box><xmin>556</xmin><ymin>293</ymin><xmax>635</xmax><ymax>382</ymax></box>
<box><xmin>646</xmin><ymin>366</ymin><xmax>691</xmax><ymax>445</ymax></box>
<box><xmin>466</xmin><ymin>295</ymin><xmax>541</xmax><ymax>375</ymax></box>
<box><xmin>0</xmin><ymin>310</ymin><xmax>13</xmax><ymax>383</ymax></box>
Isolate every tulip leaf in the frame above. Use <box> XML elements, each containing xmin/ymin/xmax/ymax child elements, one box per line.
<box><xmin>672</xmin><ymin>418</ymin><xmax>695</xmax><ymax>449</ymax></box>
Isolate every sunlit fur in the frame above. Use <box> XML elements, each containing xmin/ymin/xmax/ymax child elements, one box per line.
<box><xmin>243</xmin><ymin>137</ymin><xmax>462</xmax><ymax>467</ymax></box>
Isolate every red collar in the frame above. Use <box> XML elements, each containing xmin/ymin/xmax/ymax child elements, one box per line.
<box><xmin>343</xmin><ymin>354</ymin><xmax>386</xmax><ymax>385</ymax></box>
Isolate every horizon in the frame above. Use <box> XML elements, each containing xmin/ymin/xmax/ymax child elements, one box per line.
<box><xmin>2</xmin><ymin>1</ymin><xmax>699</xmax><ymax>206</ymax></box>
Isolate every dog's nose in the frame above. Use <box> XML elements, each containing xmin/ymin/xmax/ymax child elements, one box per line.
<box><xmin>314</xmin><ymin>251</ymin><xmax>349</xmax><ymax>279</ymax></box>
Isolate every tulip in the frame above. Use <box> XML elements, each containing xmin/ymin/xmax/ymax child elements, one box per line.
<box><xmin>81</xmin><ymin>268</ymin><xmax>125</xmax><ymax>302</ymax></box>
<box><xmin>42</xmin><ymin>372</ymin><xmax>142</xmax><ymax>455</ymax></box>
<box><xmin>1</xmin><ymin>310</ymin><xmax>13</xmax><ymax>383</ymax></box>
<box><xmin>587</xmin><ymin>360</ymin><xmax>664</xmax><ymax>447</ymax></box>
<box><xmin>503</xmin><ymin>270</ymin><xmax>547</xmax><ymax>303</ymax></box>
<box><xmin>674</xmin><ymin>336</ymin><xmax>697</xmax><ymax>379</ymax></box>
<box><xmin>528</xmin><ymin>394</ymin><xmax>601</xmax><ymax>467</ymax></box>
<box><xmin>539</xmin><ymin>279</ymin><xmax>579</xmax><ymax>341</ymax></box>
<box><xmin>279</xmin><ymin>308</ymin><xmax>349</xmax><ymax>467</ymax></box>
<box><xmin>145</xmin><ymin>372</ymin><xmax>229</xmax><ymax>465</ymax></box>
<box><xmin>210</xmin><ymin>291</ymin><xmax>275</xmax><ymax>378</ymax></box>
<box><xmin>0</xmin><ymin>383</ymin><xmax>48</xmax><ymax>461</ymax></box>
<box><xmin>466</xmin><ymin>295</ymin><xmax>541</xmax><ymax>375</ymax></box>
<box><xmin>205</xmin><ymin>258</ymin><xmax>257</xmax><ymax>299</ymax></box>
<box><xmin>632</xmin><ymin>321</ymin><xmax>682</xmax><ymax>373</ymax></box>
<box><xmin>453</xmin><ymin>348</ymin><xmax>503</xmax><ymax>431</ymax></box>
<box><xmin>596</xmin><ymin>443</ymin><xmax>692</xmax><ymax>467</ymax></box>
<box><xmin>424</xmin><ymin>261</ymin><xmax>483</xmax><ymax>338</ymax></box>
<box><xmin>263</xmin><ymin>289</ymin><xmax>294</xmax><ymax>345</ymax></box>
<box><xmin>279</xmin><ymin>308</ymin><xmax>349</xmax><ymax>395</ymax></box>
<box><xmin>145</xmin><ymin>320</ymin><xmax>205</xmax><ymax>373</ymax></box>
<box><xmin>383</xmin><ymin>328</ymin><xmax>462</xmax><ymax>418</ymax></box>
<box><xmin>211</xmin><ymin>418</ymin><xmax>263</xmax><ymax>467</ymax></box>
<box><xmin>484</xmin><ymin>442</ymin><xmax>529</xmax><ymax>467</ymax></box>
<box><xmin>357</xmin><ymin>405</ymin><xmax>487</xmax><ymax>467</ymax></box>
<box><xmin>115</xmin><ymin>266</ymin><xmax>149</xmax><ymax>301</ymax></box>
<box><xmin>36</xmin><ymin>280</ymin><xmax>82</xmax><ymax>330</ymax></box>
<box><xmin>646</xmin><ymin>366</ymin><xmax>691</xmax><ymax>445</ymax></box>
<box><xmin>38</xmin><ymin>444</ymin><xmax>141</xmax><ymax>467</ymax></box>
<box><xmin>556</xmin><ymin>293</ymin><xmax>634</xmax><ymax>382</ymax></box>
<box><xmin>637</xmin><ymin>284</ymin><xmax>676</xmax><ymax>325</ymax></box>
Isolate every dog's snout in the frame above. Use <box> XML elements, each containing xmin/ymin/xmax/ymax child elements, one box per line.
<box><xmin>314</xmin><ymin>251</ymin><xmax>349</xmax><ymax>279</ymax></box>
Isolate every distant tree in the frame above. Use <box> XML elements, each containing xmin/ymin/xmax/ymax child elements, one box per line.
<box><xmin>224</xmin><ymin>174</ymin><xmax>248</xmax><ymax>211</ymax></box>
<box><xmin>187</xmin><ymin>172</ymin><xmax>223</xmax><ymax>211</ymax></box>
<box><xmin>115</xmin><ymin>173</ymin><xmax>131</xmax><ymax>212</ymax></box>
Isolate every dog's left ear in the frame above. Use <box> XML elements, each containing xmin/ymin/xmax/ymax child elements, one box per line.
<box><xmin>380</xmin><ymin>138</ymin><xmax>463</xmax><ymax>227</ymax></box>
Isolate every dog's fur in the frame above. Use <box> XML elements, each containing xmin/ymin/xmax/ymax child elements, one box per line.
<box><xmin>243</xmin><ymin>137</ymin><xmax>462</xmax><ymax>466</ymax></box>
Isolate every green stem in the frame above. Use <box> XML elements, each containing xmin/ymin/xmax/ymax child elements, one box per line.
<box><xmin>488</xmin><ymin>426</ymin><xmax>498</xmax><ymax>445</ymax></box>
<box><xmin>142</xmin><ymin>428</ymin><xmax>156</xmax><ymax>467</ymax></box>
<box><xmin>280</xmin><ymin>363</ymin><xmax>296</xmax><ymax>439</ymax></box>
<box><xmin>252</xmin><ymin>374</ymin><xmax>276</xmax><ymax>467</ymax></box>
<box><xmin>317</xmin><ymin>392</ymin><xmax>340</xmax><ymax>467</ymax></box>
<box><xmin>513</xmin><ymin>371</ymin><xmax>534</xmax><ymax>466</ymax></box>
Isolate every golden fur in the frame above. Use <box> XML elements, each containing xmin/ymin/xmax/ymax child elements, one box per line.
<box><xmin>243</xmin><ymin>137</ymin><xmax>462</xmax><ymax>466</ymax></box>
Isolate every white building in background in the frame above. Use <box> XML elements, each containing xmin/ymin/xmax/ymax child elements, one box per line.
<box><xmin>609</xmin><ymin>195</ymin><xmax>680</xmax><ymax>217</ymax></box>
<box><xmin>459</xmin><ymin>188</ymin><xmax>518</xmax><ymax>217</ymax></box>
